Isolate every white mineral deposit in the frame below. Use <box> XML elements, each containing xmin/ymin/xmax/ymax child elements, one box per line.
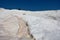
<box><xmin>0</xmin><ymin>8</ymin><xmax>60</xmax><ymax>40</ymax></box>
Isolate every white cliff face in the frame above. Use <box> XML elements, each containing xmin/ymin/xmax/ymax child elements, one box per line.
<box><xmin>0</xmin><ymin>8</ymin><xmax>60</xmax><ymax>40</ymax></box>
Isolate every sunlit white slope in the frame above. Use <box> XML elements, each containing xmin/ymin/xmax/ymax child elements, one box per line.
<box><xmin>0</xmin><ymin>8</ymin><xmax>60</xmax><ymax>40</ymax></box>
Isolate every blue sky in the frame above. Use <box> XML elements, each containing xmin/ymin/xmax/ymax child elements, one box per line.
<box><xmin>0</xmin><ymin>0</ymin><xmax>60</xmax><ymax>11</ymax></box>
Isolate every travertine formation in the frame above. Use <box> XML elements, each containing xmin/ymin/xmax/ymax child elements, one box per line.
<box><xmin>15</xmin><ymin>16</ymin><xmax>35</xmax><ymax>40</ymax></box>
<box><xmin>0</xmin><ymin>8</ymin><xmax>35</xmax><ymax>40</ymax></box>
<box><xmin>0</xmin><ymin>8</ymin><xmax>60</xmax><ymax>40</ymax></box>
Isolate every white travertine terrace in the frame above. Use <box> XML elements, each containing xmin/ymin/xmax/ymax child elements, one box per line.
<box><xmin>0</xmin><ymin>8</ymin><xmax>60</xmax><ymax>40</ymax></box>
